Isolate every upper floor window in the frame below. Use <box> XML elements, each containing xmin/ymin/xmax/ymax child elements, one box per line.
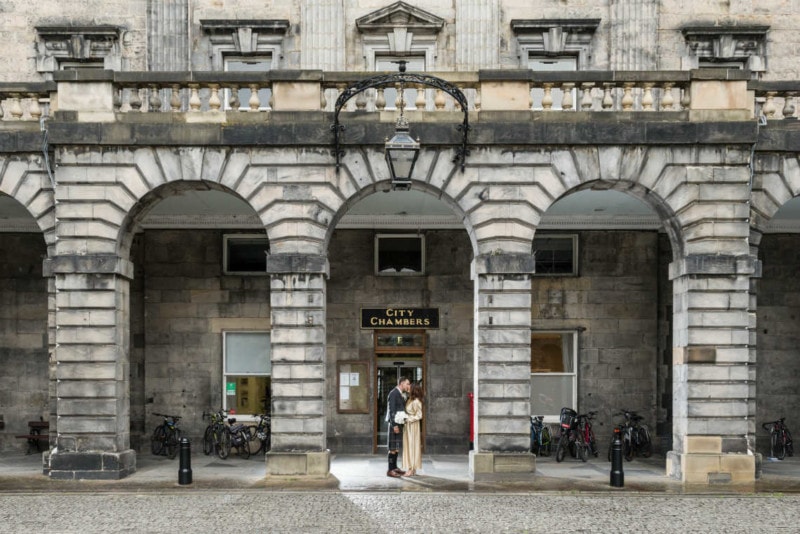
<box><xmin>375</xmin><ymin>233</ymin><xmax>425</xmax><ymax>276</ymax></box>
<box><xmin>511</xmin><ymin>19</ymin><xmax>599</xmax><ymax>70</ymax></box>
<box><xmin>356</xmin><ymin>2</ymin><xmax>443</xmax><ymax>71</ymax></box>
<box><xmin>681</xmin><ymin>25</ymin><xmax>769</xmax><ymax>78</ymax></box>
<box><xmin>35</xmin><ymin>25</ymin><xmax>124</xmax><ymax>77</ymax></box>
<box><xmin>533</xmin><ymin>234</ymin><xmax>578</xmax><ymax>276</ymax></box>
<box><xmin>224</xmin><ymin>234</ymin><xmax>269</xmax><ymax>275</ymax></box>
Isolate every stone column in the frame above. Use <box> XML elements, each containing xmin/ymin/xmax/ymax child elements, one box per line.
<box><xmin>300</xmin><ymin>0</ymin><xmax>345</xmax><ymax>70</ymax></box>
<box><xmin>667</xmin><ymin>254</ymin><xmax>759</xmax><ymax>484</ymax></box>
<box><xmin>469</xmin><ymin>253</ymin><xmax>536</xmax><ymax>480</ymax></box>
<box><xmin>44</xmin><ymin>255</ymin><xmax>135</xmax><ymax>480</ymax></box>
<box><xmin>609</xmin><ymin>0</ymin><xmax>659</xmax><ymax>70</ymax></box>
<box><xmin>147</xmin><ymin>0</ymin><xmax>189</xmax><ymax>71</ymax></box>
<box><xmin>455</xmin><ymin>0</ymin><xmax>499</xmax><ymax>70</ymax></box>
<box><xmin>264</xmin><ymin>253</ymin><xmax>329</xmax><ymax>477</ymax></box>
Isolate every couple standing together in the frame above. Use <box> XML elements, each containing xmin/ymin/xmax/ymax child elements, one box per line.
<box><xmin>386</xmin><ymin>376</ymin><xmax>424</xmax><ymax>477</ymax></box>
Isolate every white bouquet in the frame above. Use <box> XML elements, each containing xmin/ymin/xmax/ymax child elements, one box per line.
<box><xmin>393</xmin><ymin>411</ymin><xmax>408</xmax><ymax>425</ymax></box>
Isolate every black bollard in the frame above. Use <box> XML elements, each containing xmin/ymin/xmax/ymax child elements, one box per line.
<box><xmin>610</xmin><ymin>426</ymin><xmax>624</xmax><ymax>487</ymax></box>
<box><xmin>178</xmin><ymin>437</ymin><xmax>192</xmax><ymax>485</ymax></box>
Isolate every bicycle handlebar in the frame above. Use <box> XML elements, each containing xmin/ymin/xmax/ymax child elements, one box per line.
<box><xmin>152</xmin><ymin>412</ymin><xmax>181</xmax><ymax>421</ymax></box>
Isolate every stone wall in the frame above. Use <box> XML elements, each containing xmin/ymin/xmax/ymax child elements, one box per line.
<box><xmin>756</xmin><ymin>233</ymin><xmax>800</xmax><ymax>455</ymax></box>
<box><xmin>531</xmin><ymin>230</ymin><xmax>661</xmax><ymax>446</ymax></box>
<box><xmin>131</xmin><ymin>229</ymin><xmax>271</xmax><ymax>449</ymax></box>
<box><xmin>0</xmin><ymin>233</ymin><xmax>48</xmax><ymax>451</ymax></box>
<box><xmin>326</xmin><ymin>228</ymin><xmax>474</xmax><ymax>454</ymax></box>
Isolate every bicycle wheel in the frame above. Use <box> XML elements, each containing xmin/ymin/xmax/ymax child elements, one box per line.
<box><xmin>786</xmin><ymin>430</ymin><xmax>794</xmax><ymax>457</ymax></box>
<box><xmin>578</xmin><ymin>439</ymin><xmax>588</xmax><ymax>462</ymax></box>
<box><xmin>588</xmin><ymin>429</ymin><xmax>598</xmax><ymax>457</ymax></box>
<box><xmin>638</xmin><ymin>426</ymin><xmax>652</xmax><ymax>458</ymax></box>
<box><xmin>773</xmin><ymin>431</ymin><xmax>786</xmax><ymax>460</ymax></box>
<box><xmin>540</xmin><ymin>426</ymin><xmax>551</xmax><ymax>456</ymax></box>
<box><xmin>165</xmin><ymin>428</ymin><xmax>181</xmax><ymax>459</ymax></box>
<box><xmin>151</xmin><ymin>425</ymin><xmax>166</xmax><ymax>456</ymax></box>
<box><xmin>203</xmin><ymin>426</ymin><xmax>214</xmax><ymax>455</ymax></box>
<box><xmin>555</xmin><ymin>434</ymin><xmax>568</xmax><ymax>463</ymax></box>
<box><xmin>216</xmin><ymin>427</ymin><xmax>231</xmax><ymax>460</ymax></box>
<box><xmin>624</xmin><ymin>434</ymin><xmax>634</xmax><ymax>461</ymax></box>
<box><xmin>237</xmin><ymin>429</ymin><xmax>251</xmax><ymax>459</ymax></box>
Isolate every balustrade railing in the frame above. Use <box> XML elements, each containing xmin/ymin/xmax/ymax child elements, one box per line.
<box><xmin>0</xmin><ymin>83</ymin><xmax>54</xmax><ymax>121</ymax></box>
<box><xmin>0</xmin><ymin>71</ymin><xmax>779</xmax><ymax>121</ymax></box>
<box><xmin>749</xmin><ymin>82</ymin><xmax>800</xmax><ymax>120</ymax></box>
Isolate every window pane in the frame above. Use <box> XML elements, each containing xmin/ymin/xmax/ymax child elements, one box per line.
<box><xmin>376</xmin><ymin>235</ymin><xmax>424</xmax><ymax>274</ymax></box>
<box><xmin>533</xmin><ymin>236</ymin><xmax>576</xmax><ymax>275</ymax></box>
<box><xmin>531</xmin><ymin>374</ymin><xmax>574</xmax><ymax>416</ymax></box>
<box><xmin>376</xmin><ymin>333</ymin><xmax>424</xmax><ymax>348</ymax></box>
<box><xmin>225</xmin><ymin>375</ymin><xmax>271</xmax><ymax>415</ymax></box>
<box><xmin>531</xmin><ymin>332</ymin><xmax>574</xmax><ymax>373</ymax></box>
<box><xmin>225</xmin><ymin>236</ymin><xmax>269</xmax><ymax>273</ymax></box>
<box><xmin>225</xmin><ymin>332</ymin><xmax>270</xmax><ymax>374</ymax></box>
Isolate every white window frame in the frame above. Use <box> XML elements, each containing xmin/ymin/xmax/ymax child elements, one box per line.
<box><xmin>530</xmin><ymin>330</ymin><xmax>578</xmax><ymax>424</ymax></box>
<box><xmin>375</xmin><ymin>233</ymin><xmax>425</xmax><ymax>276</ymax></box>
<box><xmin>533</xmin><ymin>234</ymin><xmax>579</xmax><ymax>276</ymax></box>
<box><xmin>223</xmin><ymin>233</ymin><xmax>269</xmax><ymax>275</ymax></box>
<box><xmin>222</xmin><ymin>330</ymin><xmax>271</xmax><ymax>420</ymax></box>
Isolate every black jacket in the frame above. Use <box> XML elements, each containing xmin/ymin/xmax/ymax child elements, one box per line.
<box><xmin>387</xmin><ymin>386</ymin><xmax>406</xmax><ymax>427</ymax></box>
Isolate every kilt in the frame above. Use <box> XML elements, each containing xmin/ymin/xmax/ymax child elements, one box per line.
<box><xmin>387</xmin><ymin>424</ymin><xmax>404</xmax><ymax>450</ymax></box>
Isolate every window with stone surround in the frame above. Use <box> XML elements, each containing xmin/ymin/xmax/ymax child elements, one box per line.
<box><xmin>35</xmin><ymin>25</ymin><xmax>124</xmax><ymax>77</ymax></box>
<box><xmin>223</xmin><ymin>234</ymin><xmax>269</xmax><ymax>275</ymax></box>
<box><xmin>681</xmin><ymin>25</ymin><xmax>768</xmax><ymax>78</ymax></box>
<box><xmin>530</xmin><ymin>331</ymin><xmax>578</xmax><ymax>423</ymax></box>
<box><xmin>533</xmin><ymin>234</ymin><xmax>578</xmax><ymax>276</ymax></box>
<box><xmin>223</xmin><ymin>331</ymin><xmax>271</xmax><ymax>417</ymax></box>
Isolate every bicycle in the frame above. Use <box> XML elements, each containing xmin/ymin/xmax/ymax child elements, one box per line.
<box><xmin>226</xmin><ymin>414</ymin><xmax>252</xmax><ymax>459</ymax></box>
<box><xmin>762</xmin><ymin>417</ymin><xmax>793</xmax><ymax>460</ymax></box>
<box><xmin>247</xmin><ymin>414</ymin><xmax>272</xmax><ymax>455</ymax></box>
<box><xmin>608</xmin><ymin>409</ymin><xmax>652</xmax><ymax>461</ymax></box>
<box><xmin>577</xmin><ymin>411</ymin><xmax>599</xmax><ymax>458</ymax></box>
<box><xmin>529</xmin><ymin>415</ymin><xmax>551</xmax><ymax>457</ymax></box>
<box><xmin>150</xmin><ymin>413</ymin><xmax>182</xmax><ymax>459</ymax></box>
<box><xmin>556</xmin><ymin>407</ymin><xmax>587</xmax><ymax>463</ymax></box>
<box><xmin>202</xmin><ymin>409</ymin><xmax>231</xmax><ymax>459</ymax></box>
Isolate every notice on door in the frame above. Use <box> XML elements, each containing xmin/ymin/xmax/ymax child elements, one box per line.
<box><xmin>360</xmin><ymin>308</ymin><xmax>439</xmax><ymax>329</ymax></box>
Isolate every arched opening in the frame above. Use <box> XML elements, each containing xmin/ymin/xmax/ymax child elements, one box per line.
<box><xmin>325</xmin><ymin>186</ymin><xmax>474</xmax><ymax>456</ymax></box>
<box><xmin>0</xmin><ymin>193</ymin><xmax>49</xmax><ymax>458</ymax></box>
<box><xmin>756</xmin><ymin>195</ymin><xmax>800</xmax><ymax>459</ymax></box>
<box><xmin>533</xmin><ymin>187</ymin><xmax>674</xmax><ymax>463</ymax></box>
<box><xmin>119</xmin><ymin>183</ymin><xmax>270</xmax><ymax>453</ymax></box>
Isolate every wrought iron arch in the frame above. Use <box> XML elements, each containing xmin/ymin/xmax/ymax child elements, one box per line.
<box><xmin>331</xmin><ymin>65</ymin><xmax>470</xmax><ymax>173</ymax></box>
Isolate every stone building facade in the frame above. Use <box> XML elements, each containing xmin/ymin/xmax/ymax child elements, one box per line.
<box><xmin>0</xmin><ymin>0</ymin><xmax>798</xmax><ymax>485</ymax></box>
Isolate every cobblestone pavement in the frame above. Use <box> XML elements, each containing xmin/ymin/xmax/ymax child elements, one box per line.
<box><xmin>0</xmin><ymin>491</ymin><xmax>797</xmax><ymax>533</ymax></box>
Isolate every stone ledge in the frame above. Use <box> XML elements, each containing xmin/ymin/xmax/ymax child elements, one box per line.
<box><xmin>666</xmin><ymin>450</ymin><xmax>756</xmax><ymax>484</ymax></box>
<box><xmin>469</xmin><ymin>451</ymin><xmax>536</xmax><ymax>481</ymax></box>
<box><xmin>47</xmin><ymin>449</ymin><xmax>136</xmax><ymax>480</ymax></box>
<box><xmin>265</xmin><ymin>450</ymin><xmax>330</xmax><ymax>477</ymax></box>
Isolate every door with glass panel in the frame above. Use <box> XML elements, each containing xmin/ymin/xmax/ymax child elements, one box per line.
<box><xmin>373</xmin><ymin>331</ymin><xmax>425</xmax><ymax>452</ymax></box>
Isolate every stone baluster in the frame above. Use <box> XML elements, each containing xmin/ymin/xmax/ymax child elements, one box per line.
<box><xmin>320</xmin><ymin>87</ymin><xmax>328</xmax><ymax>111</ymax></box>
<box><xmin>680</xmin><ymin>86</ymin><xmax>691</xmax><ymax>110</ymax></box>
<box><xmin>248</xmin><ymin>84</ymin><xmax>260</xmax><ymax>111</ymax></box>
<box><xmin>621</xmin><ymin>83</ymin><xmax>635</xmax><ymax>111</ymax></box>
<box><xmin>474</xmin><ymin>84</ymin><xmax>481</xmax><ymax>111</ymax></box>
<box><xmin>415</xmin><ymin>85</ymin><xmax>425</xmax><ymax>110</ymax></box>
<box><xmin>602</xmin><ymin>84</ymin><xmax>615</xmax><ymax>110</ymax></box>
<box><xmin>762</xmin><ymin>92</ymin><xmax>777</xmax><ymax>119</ymax></box>
<box><xmin>228</xmin><ymin>86</ymin><xmax>240</xmax><ymax>111</ymax></box>
<box><xmin>268</xmin><ymin>88</ymin><xmax>274</xmax><ymax>110</ymax></box>
<box><xmin>542</xmin><ymin>83</ymin><xmax>554</xmax><ymax>110</ymax></box>
<box><xmin>580</xmin><ymin>83</ymin><xmax>594</xmax><ymax>110</ymax></box>
<box><xmin>28</xmin><ymin>94</ymin><xmax>42</xmax><ymax>120</ymax></box>
<box><xmin>170</xmin><ymin>84</ymin><xmax>182</xmax><ymax>112</ymax></box>
<box><xmin>0</xmin><ymin>97</ymin><xmax>4</xmax><ymax>119</ymax></box>
<box><xmin>113</xmin><ymin>88</ymin><xmax>122</xmax><ymax>112</ymax></box>
<box><xmin>129</xmin><ymin>87</ymin><xmax>143</xmax><ymax>112</ymax></box>
<box><xmin>149</xmin><ymin>85</ymin><xmax>162</xmax><ymax>113</ymax></box>
<box><xmin>642</xmin><ymin>83</ymin><xmax>654</xmax><ymax>111</ymax></box>
<box><xmin>434</xmin><ymin>89</ymin><xmax>445</xmax><ymax>110</ymax></box>
<box><xmin>661</xmin><ymin>83</ymin><xmax>675</xmax><ymax>110</ymax></box>
<box><xmin>188</xmin><ymin>85</ymin><xmax>201</xmax><ymax>111</ymax></box>
<box><xmin>561</xmin><ymin>83</ymin><xmax>575</xmax><ymax>111</ymax></box>
<box><xmin>528</xmin><ymin>83</ymin><xmax>534</xmax><ymax>110</ymax></box>
<box><xmin>8</xmin><ymin>94</ymin><xmax>23</xmax><ymax>120</ymax></box>
<box><xmin>208</xmin><ymin>84</ymin><xmax>221</xmax><ymax>112</ymax></box>
<box><xmin>375</xmin><ymin>88</ymin><xmax>386</xmax><ymax>111</ymax></box>
<box><xmin>354</xmin><ymin>89</ymin><xmax>367</xmax><ymax>111</ymax></box>
<box><xmin>782</xmin><ymin>92</ymin><xmax>796</xmax><ymax>119</ymax></box>
<box><xmin>337</xmin><ymin>84</ymin><xmax>347</xmax><ymax>111</ymax></box>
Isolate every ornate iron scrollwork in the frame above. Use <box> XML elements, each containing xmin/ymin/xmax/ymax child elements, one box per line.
<box><xmin>332</xmin><ymin>70</ymin><xmax>470</xmax><ymax>174</ymax></box>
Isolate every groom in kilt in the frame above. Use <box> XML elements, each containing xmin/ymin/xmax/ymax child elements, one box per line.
<box><xmin>386</xmin><ymin>376</ymin><xmax>411</xmax><ymax>477</ymax></box>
